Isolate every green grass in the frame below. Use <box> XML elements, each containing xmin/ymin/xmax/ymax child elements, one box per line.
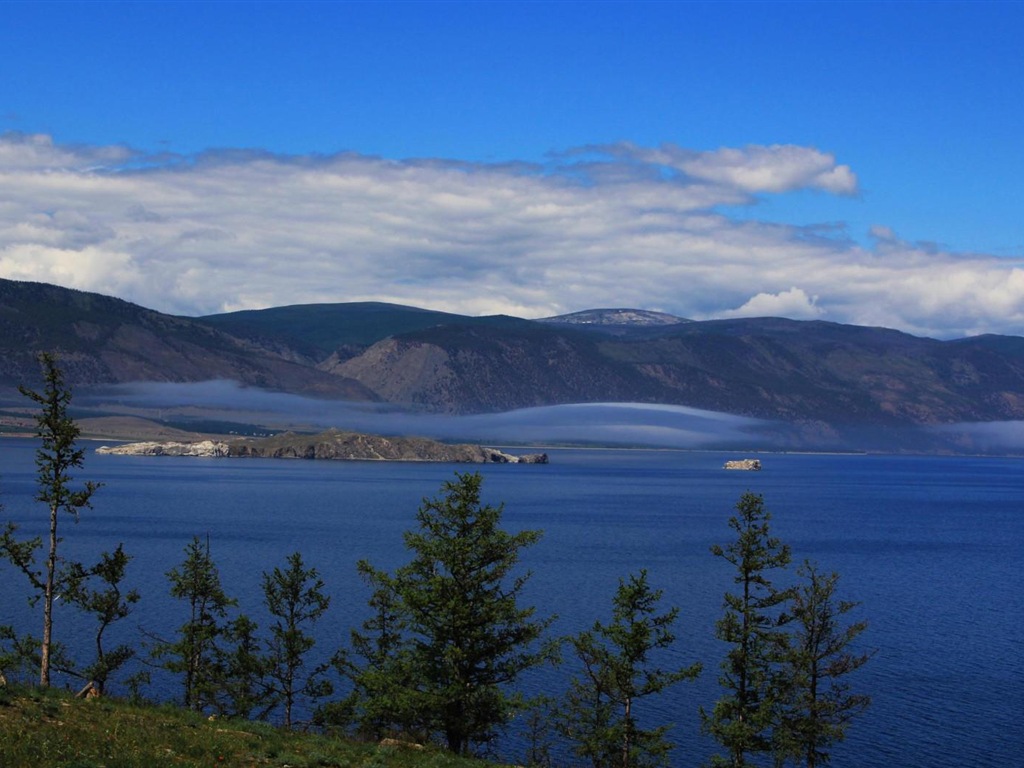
<box><xmin>0</xmin><ymin>686</ymin><xmax>499</xmax><ymax>768</ymax></box>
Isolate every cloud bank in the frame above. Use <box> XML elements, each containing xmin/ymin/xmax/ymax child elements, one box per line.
<box><xmin>2</xmin><ymin>132</ymin><xmax>1023</xmax><ymax>337</ymax></box>
<box><xmin>80</xmin><ymin>381</ymin><xmax>773</xmax><ymax>450</ymax></box>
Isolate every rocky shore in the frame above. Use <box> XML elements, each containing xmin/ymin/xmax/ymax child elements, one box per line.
<box><xmin>96</xmin><ymin>428</ymin><xmax>548</xmax><ymax>464</ymax></box>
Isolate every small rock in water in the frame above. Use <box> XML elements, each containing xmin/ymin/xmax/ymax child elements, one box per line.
<box><xmin>723</xmin><ymin>458</ymin><xmax>761</xmax><ymax>471</ymax></box>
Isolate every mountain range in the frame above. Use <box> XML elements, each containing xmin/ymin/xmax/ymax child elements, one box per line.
<box><xmin>3</xmin><ymin>277</ymin><xmax>1024</xmax><ymax>449</ymax></box>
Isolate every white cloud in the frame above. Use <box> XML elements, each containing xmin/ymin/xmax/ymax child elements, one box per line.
<box><xmin>0</xmin><ymin>242</ymin><xmax>141</xmax><ymax>295</ymax></box>
<box><xmin>868</xmin><ymin>224</ymin><xmax>897</xmax><ymax>242</ymax></box>
<box><xmin>590</xmin><ymin>142</ymin><xmax>858</xmax><ymax>195</ymax></box>
<box><xmin>678</xmin><ymin>145</ymin><xmax>857</xmax><ymax>195</ymax></box>
<box><xmin>0</xmin><ymin>131</ymin><xmax>135</xmax><ymax>171</ymax></box>
<box><xmin>720</xmin><ymin>287</ymin><xmax>825</xmax><ymax>320</ymax></box>
<box><xmin>0</xmin><ymin>133</ymin><xmax>1022</xmax><ymax>337</ymax></box>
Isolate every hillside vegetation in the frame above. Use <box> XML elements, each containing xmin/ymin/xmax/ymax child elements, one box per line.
<box><xmin>0</xmin><ymin>685</ymin><xmax>493</xmax><ymax>768</ymax></box>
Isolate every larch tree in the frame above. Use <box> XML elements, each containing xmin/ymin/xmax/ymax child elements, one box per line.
<box><xmin>558</xmin><ymin>570</ymin><xmax>702</xmax><ymax>768</ymax></box>
<box><xmin>62</xmin><ymin>543</ymin><xmax>140</xmax><ymax>695</ymax></box>
<box><xmin>261</xmin><ymin>551</ymin><xmax>333</xmax><ymax>729</ymax></box>
<box><xmin>156</xmin><ymin>536</ymin><xmax>237</xmax><ymax>711</ymax></box>
<box><xmin>772</xmin><ymin>561</ymin><xmax>871</xmax><ymax>768</ymax></box>
<box><xmin>354</xmin><ymin>471</ymin><xmax>555</xmax><ymax>755</ymax></box>
<box><xmin>703</xmin><ymin>492</ymin><xmax>793</xmax><ymax>768</ymax></box>
<box><xmin>329</xmin><ymin>562</ymin><xmax>415</xmax><ymax>740</ymax></box>
<box><xmin>0</xmin><ymin>352</ymin><xmax>100</xmax><ymax>687</ymax></box>
<box><xmin>209</xmin><ymin>612</ymin><xmax>268</xmax><ymax>720</ymax></box>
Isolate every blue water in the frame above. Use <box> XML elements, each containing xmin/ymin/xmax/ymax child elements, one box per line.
<box><xmin>1</xmin><ymin>439</ymin><xmax>1022</xmax><ymax>766</ymax></box>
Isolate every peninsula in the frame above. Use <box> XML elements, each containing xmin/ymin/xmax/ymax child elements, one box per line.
<box><xmin>96</xmin><ymin>428</ymin><xmax>548</xmax><ymax>464</ymax></box>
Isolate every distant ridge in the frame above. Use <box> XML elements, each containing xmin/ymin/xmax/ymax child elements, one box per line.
<box><xmin>200</xmin><ymin>302</ymin><xmax>465</xmax><ymax>358</ymax></box>
<box><xmin>7</xmin><ymin>278</ymin><xmax>1024</xmax><ymax>451</ymax></box>
<box><xmin>539</xmin><ymin>308</ymin><xmax>689</xmax><ymax>326</ymax></box>
<box><xmin>0</xmin><ymin>277</ymin><xmax>372</xmax><ymax>399</ymax></box>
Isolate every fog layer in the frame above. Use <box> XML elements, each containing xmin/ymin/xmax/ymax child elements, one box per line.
<box><xmin>79</xmin><ymin>381</ymin><xmax>773</xmax><ymax>450</ymax></box>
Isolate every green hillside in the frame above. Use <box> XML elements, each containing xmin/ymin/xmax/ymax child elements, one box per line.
<box><xmin>0</xmin><ymin>686</ymin><xmax>496</xmax><ymax>768</ymax></box>
<box><xmin>200</xmin><ymin>302</ymin><xmax>468</xmax><ymax>357</ymax></box>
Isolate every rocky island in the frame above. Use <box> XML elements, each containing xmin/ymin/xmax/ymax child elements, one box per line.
<box><xmin>723</xmin><ymin>458</ymin><xmax>762</xmax><ymax>470</ymax></box>
<box><xmin>96</xmin><ymin>428</ymin><xmax>548</xmax><ymax>464</ymax></box>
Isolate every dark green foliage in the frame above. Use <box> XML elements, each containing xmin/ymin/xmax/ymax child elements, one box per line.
<box><xmin>19</xmin><ymin>352</ymin><xmax>101</xmax><ymax>528</ymax></box>
<box><xmin>155</xmin><ymin>536</ymin><xmax>237</xmax><ymax>711</ymax></box>
<box><xmin>0</xmin><ymin>352</ymin><xmax>100</xmax><ymax>687</ymax></box>
<box><xmin>557</xmin><ymin>570</ymin><xmax>701</xmax><ymax>768</ymax></box>
<box><xmin>208</xmin><ymin>614</ymin><xmax>269</xmax><ymax>720</ymax></box>
<box><xmin>329</xmin><ymin>562</ymin><xmax>416</xmax><ymax>740</ymax></box>
<box><xmin>704</xmin><ymin>492</ymin><xmax>793</xmax><ymax>768</ymax></box>
<box><xmin>704</xmin><ymin>497</ymin><xmax>872</xmax><ymax>768</ymax></box>
<box><xmin>62</xmin><ymin>543</ymin><xmax>140</xmax><ymax>694</ymax></box>
<box><xmin>0</xmin><ymin>522</ymin><xmax>44</xmax><ymax>600</ymax></box>
<box><xmin>521</xmin><ymin>697</ymin><xmax>557</xmax><ymax>768</ymax></box>
<box><xmin>261</xmin><ymin>551</ymin><xmax>333</xmax><ymax>729</ymax></box>
<box><xmin>0</xmin><ymin>625</ymin><xmax>40</xmax><ymax>686</ymax></box>
<box><xmin>773</xmin><ymin>561</ymin><xmax>871</xmax><ymax>768</ymax></box>
<box><xmin>350</xmin><ymin>472</ymin><xmax>555</xmax><ymax>755</ymax></box>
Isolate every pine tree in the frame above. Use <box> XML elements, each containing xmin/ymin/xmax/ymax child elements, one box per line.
<box><xmin>262</xmin><ymin>551</ymin><xmax>333</xmax><ymax>729</ymax></box>
<box><xmin>557</xmin><ymin>570</ymin><xmax>701</xmax><ymax>768</ymax></box>
<box><xmin>773</xmin><ymin>561</ymin><xmax>871</xmax><ymax>768</ymax></box>
<box><xmin>354</xmin><ymin>471</ymin><xmax>555</xmax><ymax>755</ymax></box>
<box><xmin>0</xmin><ymin>352</ymin><xmax>100</xmax><ymax>687</ymax></box>
<box><xmin>703</xmin><ymin>492</ymin><xmax>792</xmax><ymax>768</ymax></box>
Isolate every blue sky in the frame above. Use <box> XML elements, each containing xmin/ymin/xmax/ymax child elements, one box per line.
<box><xmin>2</xmin><ymin>1</ymin><xmax>1024</xmax><ymax>336</ymax></box>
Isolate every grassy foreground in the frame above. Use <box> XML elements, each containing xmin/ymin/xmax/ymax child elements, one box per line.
<box><xmin>0</xmin><ymin>686</ymin><xmax>499</xmax><ymax>768</ymax></box>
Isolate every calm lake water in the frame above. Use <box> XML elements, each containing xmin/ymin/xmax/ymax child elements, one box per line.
<box><xmin>1</xmin><ymin>438</ymin><xmax>1022</xmax><ymax>766</ymax></box>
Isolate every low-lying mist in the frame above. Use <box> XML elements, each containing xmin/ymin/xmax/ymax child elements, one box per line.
<box><xmin>928</xmin><ymin>420</ymin><xmax>1024</xmax><ymax>452</ymax></box>
<box><xmin>47</xmin><ymin>380</ymin><xmax>1024</xmax><ymax>455</ymax></box>
<box><xmin>77</xmin><ymin>380</ymin><xmax>775</xmax><ymax>450</ymax></box>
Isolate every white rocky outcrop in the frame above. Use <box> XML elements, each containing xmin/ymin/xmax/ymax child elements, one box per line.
<box><xmin>96</xmin><ymin>440</ymin><xmax>230</xmax><ymax>457</ymax></box>
<box><xmin>482</xmin><ymin>448</ymin><xmax>549</xmax><ymax>464</ymax></box>
<box><xmin>723</xmin><ymin>458</ymin><xmax>762</xmax><ymax>471</ymax></box>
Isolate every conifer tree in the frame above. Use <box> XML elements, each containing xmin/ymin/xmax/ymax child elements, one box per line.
<box><xmin>156</xmin><ymin>536</ymin><xmax>237</xmax><ymax>710</ymax></box>
<box><xmin>0</xmin><ymin>352</ymin><xmax>99</xmax><ymax>687</ymax></box>
<box><xmin>0</xmin><ymin>625</ymin><xmax>38</xmax><ymax>687</ymax></box>
<box><xmin>209</xmin><ymin>613</ymin><xmax>268</xmax><ymax>719</ymax></box>
<box><xmin>262</xmin><ymin>551</ymin><xmax>333</xmax><ymax>729</ymax></box>
<box><xmin>703</xmin><ymin>492</ymin><xmax>792</xmax><ymax>768</ymax></box>
<box><xmin>62</xmin><ymin>543</ymin><xmax>140</xmax><ymax>694</ymax></box>
<box><xmin>330</xmin><ymin>562</ymin><xmax>416</xmax><ymax>740</ymax></box>
<box><xmin>354</xmin><ymin>472</ymin><xmax>555</xmax><ymax>755</ymax></box>
<box><xmin>558</xmin><ymin>570</ymin><xmax>701</xmax><ymax>768</ymax></box>
<box><xmin>772</xmin><ymin>561</ymin><xmax>871</xmax><ymax>768</ymax></box>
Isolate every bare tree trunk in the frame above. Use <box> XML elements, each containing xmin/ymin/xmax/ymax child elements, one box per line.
<box><xmin>622</xmin><ymin>695</ymin><xmax>632</xmax><ymax>768</ymax></box>
<box><xmin>40</xmin><ymin>502</ymin><xmax>58</xmax><ymax>687</ymax></box>
<box><xmin>284</xmin><ymin>674</ymin><xmax>293</xmax><ymax>730</ymax></box>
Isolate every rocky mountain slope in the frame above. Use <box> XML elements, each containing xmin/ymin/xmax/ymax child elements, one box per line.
<box><xmin>329</xmin><ymin>316</ymin><xmax>1024</xmax><ymax>425</ymax></box>
<box><xmin>4</xmin><ymin>278</ymin><xmax>1024</xmax><ymax>431</ymax></box>
<box><xmin>0</xmin><ymin>279</ymin><xmax>372</xmax><ymax>399</ymax></box>
<box><xmin>538</xmin><ymin>308</ymin><xmax>690</xmax><ymax>332</ymax></box>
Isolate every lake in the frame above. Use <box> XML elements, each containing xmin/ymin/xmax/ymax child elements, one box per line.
<box><xmin>1</xmin><ymin>439</ymin><xmax>1021</xmax><ymax>766</ymax></box>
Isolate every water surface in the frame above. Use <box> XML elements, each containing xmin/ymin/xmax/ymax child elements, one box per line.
<box><xmin>0</xmin><ymin>440</ymin><xmax>1020</xmax><ymax>766</ymax></box>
